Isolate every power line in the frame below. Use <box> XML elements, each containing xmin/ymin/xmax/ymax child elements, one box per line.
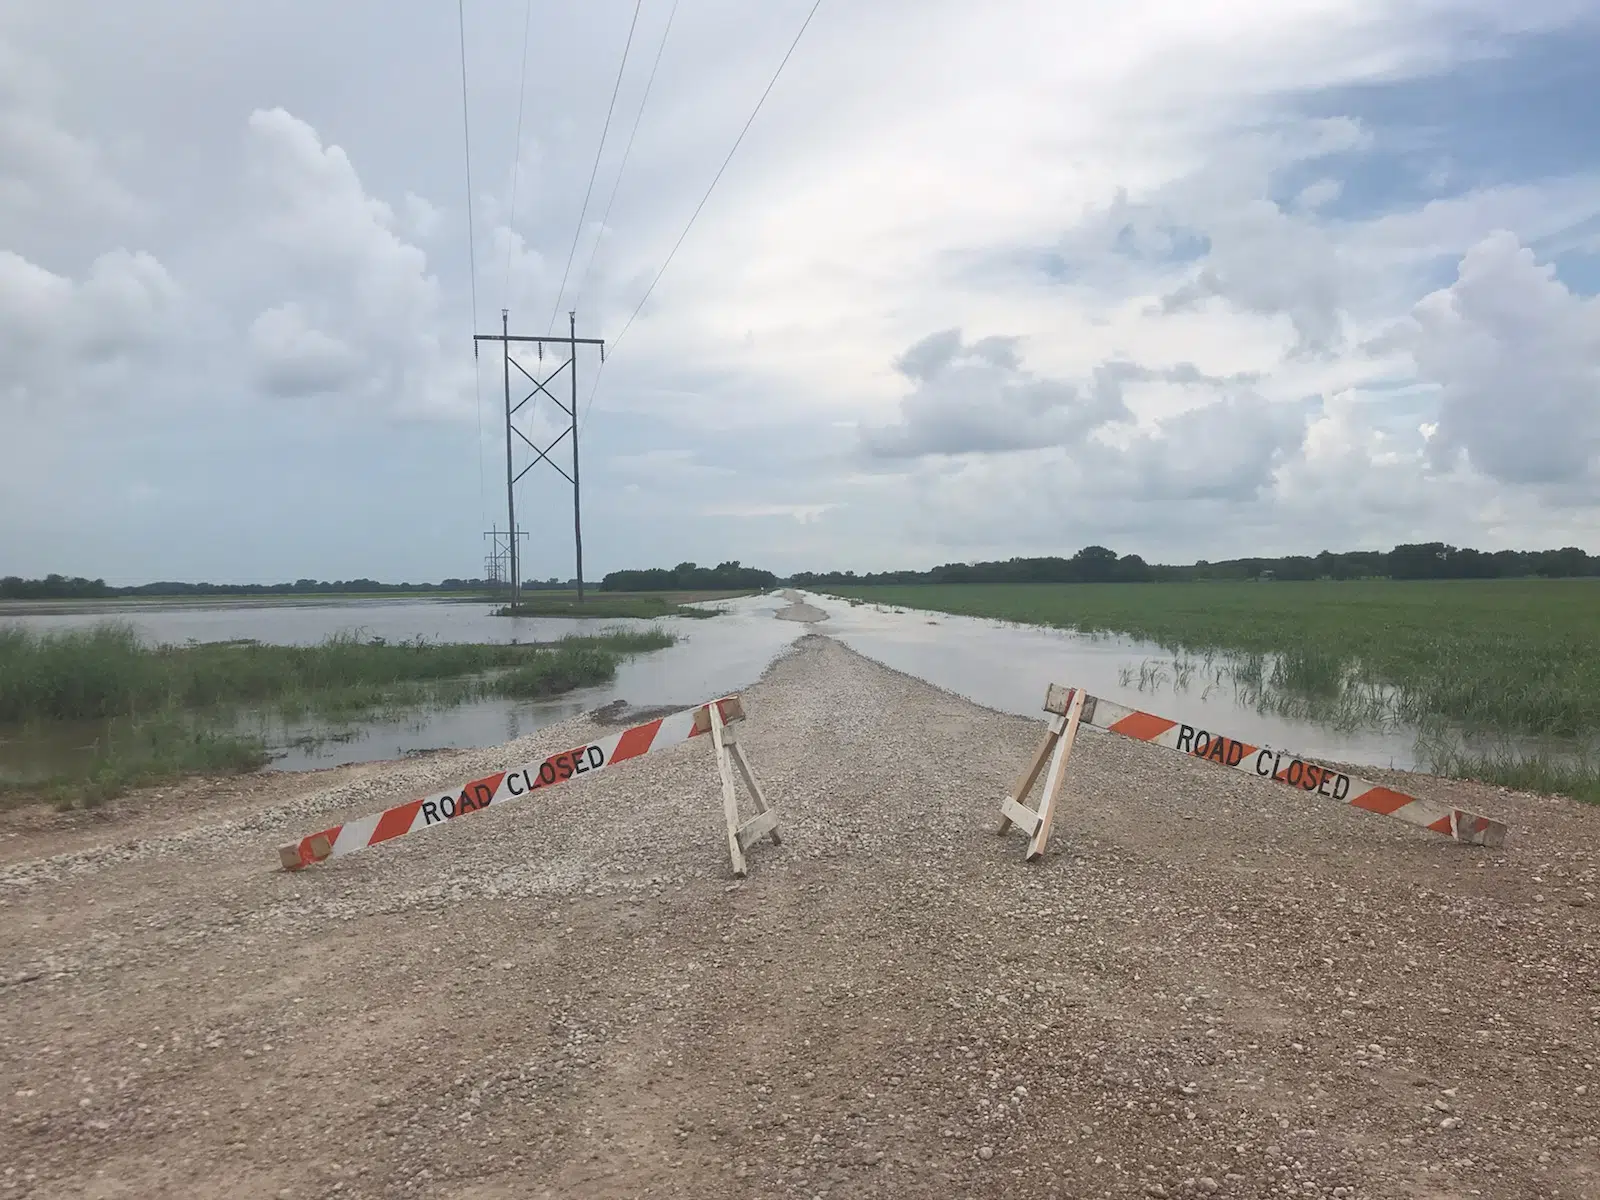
<box><xmin>571</xmin><ymin>0</ymin><xmax>680</xmax><ymax>315</ymax></box>
<box><xmin>578</xmin><ymin>0</ymin><xmax>823</xmax><ymax>433</ymax></box>
<box><xmin>502</xmin><ymin>0</ymin><xmax>535</xmax><ymax>301</ymax></box>
<box><xmin>458</xmin><ymin>0</ymin><xmax>486</xmax><ymax>525</ymax></box>
<box><xmin>545</xmin><ymin>0</ymin><xmax>644</xmax><ymax>333</ymax></box>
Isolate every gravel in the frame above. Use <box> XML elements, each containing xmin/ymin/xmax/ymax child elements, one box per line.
<box><xmin>774</xmin><ymin>589</ymin><xmax>829</xmax><ymax>624</ymax></box>
<box><xmin>2</xmin><ymin>631</ymin><xmax>1598</xmax><ymax>1198</ymax></box>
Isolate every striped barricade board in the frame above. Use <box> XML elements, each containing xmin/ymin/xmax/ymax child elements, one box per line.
<box><xmin>1045</xmin><ymin>684</ymin><xmax>1508</xmax><ymax>848</ymax></box>
<box><xmin>278</xmin><ymin>694</ymin><xmax>782</xmax><ymax>877</ymax></box>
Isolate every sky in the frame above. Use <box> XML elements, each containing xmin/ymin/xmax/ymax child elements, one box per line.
<box><xmin>2</xmin><ymin>0</ymin><xmax>1599</xmax><ymax>585</ymax></box>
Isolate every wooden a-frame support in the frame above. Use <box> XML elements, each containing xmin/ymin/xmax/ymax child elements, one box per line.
<box><xmin>997</xmin><ymin>684</ymin><xmax>1086</xmax><ymax>860</ymax></box>
<box><xmin>703</xmin><ymin>698</ymin><xmax>781</xmax><ymax>877</ymax></box>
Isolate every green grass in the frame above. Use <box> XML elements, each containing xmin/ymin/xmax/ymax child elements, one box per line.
<box><xmin>0</xmin><ymin>624</ymin><xmax>674</xmax><ymax>723</ymax></box>
<box><xmin>0</xmin><ymin>623</ymin><xmax>675</xmax><ymax>807</ymax></box>
<box><xmin>23</xmin><ymin>716</ymin><xmax>274</xmax><ymax>809</ymax></box>
<box><xmin>497</xmin><ymin>589</ymin><xmax>756</xmax><ymax>619</ymax></box>
<box><xmin>825</xmin><ymin>580</ymin><xmax>1600</xmax><ymax>800</ymax></box>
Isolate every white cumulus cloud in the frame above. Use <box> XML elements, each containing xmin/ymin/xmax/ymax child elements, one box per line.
<box><xmin>242</xmin><ymin>107</ymin><xmax>466</xmax><ymax>418</ymax></box>
<box><xmin>1405</xmin><ymin>231</ymin><xmax>1600</xmax><ymax>486</ymax></box>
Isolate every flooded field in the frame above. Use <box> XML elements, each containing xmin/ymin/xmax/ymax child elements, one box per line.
<box><xmin>0</xmin><ymin>591</ymin><xmax>1471</xmax><ymax>788</ymax></box>
<box><xmin>812</xmin><ymin>595</ymin><xmax>1439</xmax><ymax>769</ymax></box>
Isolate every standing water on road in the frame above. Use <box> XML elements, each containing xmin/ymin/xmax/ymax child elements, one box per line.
<box><xmin>802</xmin><ymin>593</ymin><xmax>1437</xmax><ymax>770</ymax></box>
<box><xmin>1</xmin><ymin>590</ymin><xmax>1439</xmax><ymax>781</ymax></box>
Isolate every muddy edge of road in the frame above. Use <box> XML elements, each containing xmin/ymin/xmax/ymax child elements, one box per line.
<box><xmin>1</xmin><ymin>616</ymin><xmax>1597</xmax><ymax>1199</ymax></box>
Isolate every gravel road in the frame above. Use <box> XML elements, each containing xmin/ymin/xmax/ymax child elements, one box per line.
<box><xmin>2</xmin><ymin>633</ymin><xmax>1598</xmax><ymax>1199</ymax></box>
<box><xmin>774</xmin><ymin>591</ymin><xmax>829</xmax><ymax>623</ymax></box>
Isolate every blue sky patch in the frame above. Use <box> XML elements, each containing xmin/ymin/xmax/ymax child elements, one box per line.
<box><xmin>1284</xmin><ymin>26</ymin><xmax>1600</xmax><ymax>221</ymax></box>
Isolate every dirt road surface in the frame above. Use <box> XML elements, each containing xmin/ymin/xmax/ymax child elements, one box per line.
<box><xmin>3</xmin><ymin>635</ymin><xmax>1597</xmax><ymax>1199</ymax></box>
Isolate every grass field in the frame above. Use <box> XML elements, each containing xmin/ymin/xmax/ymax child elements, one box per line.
<box><xmin>824</xmin><ymin>580</ymin><xmax>1600</xmax><ymax>800</ymax></box>
<box><xmin>497</xmin><ymin>589</ymin><xmax>758</xmax><ymax>619</ymax></box>
<box><xmin>0</xmin><ymin>623</ymin><xmax>674</xmax><ymax>806</ymax></box>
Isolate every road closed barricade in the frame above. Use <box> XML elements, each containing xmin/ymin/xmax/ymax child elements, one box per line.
<box><xmin>279</xmin><ymin>694</ymin><xmax>781</xmax><ymax>878</ymax></box>
<box><xmin>998</xmin><ymin>684</ymin><xmax>1508</xmax><ymax>858</ymax></box>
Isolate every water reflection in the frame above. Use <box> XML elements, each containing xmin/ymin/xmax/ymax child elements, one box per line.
<box><xmin>0</xmin><ymin>594</ymin><xmax>807</xmax><ymax>780</ymax></box>
<box><xmin>2</xmin><ymin>590</ymin><xmax>1547</xmax><ymax>781</ymax></box>
<box><xmin>809</xmin><ymin>594</ymin><xmax>1432</xmax><ymax>769</ymax></box>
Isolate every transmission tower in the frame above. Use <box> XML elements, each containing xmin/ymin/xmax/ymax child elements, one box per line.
<box><xmin>473</xmin><ymin>310</ymin><xmax>605</xmax><ymax>612</ymax></box>
<box><xmin>482</xmin><ymin>527</ymin><xmax>527</xmax><ymax>594</ymax></box>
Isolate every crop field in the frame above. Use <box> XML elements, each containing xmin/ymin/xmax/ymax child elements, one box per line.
<box><xmin>825</xmin><ymin>580</ymin><xmax>1600</xmax><ymax>800</ymax></box>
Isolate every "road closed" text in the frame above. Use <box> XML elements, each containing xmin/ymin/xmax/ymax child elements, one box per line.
<box><xmin>1174</xmin><ymin>723</ymin><xmax>1351</xmax><ymax>800</ymax></box>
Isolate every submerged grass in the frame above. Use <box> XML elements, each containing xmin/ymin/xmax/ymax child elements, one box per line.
<box><xmin>0</xmin><ymin>623</ymin><xmax>675</xmax><ymax>807</ymax></box>
<box><xmin>0</xmin><ymin>624</ymin><xmax>673</xmax><ymax>722</ymax></box>
<box><xmin>25</xmin><ymin>716</ymin><xmax>274</xmax><ymax>809</ymax></box>
<box><xmin>497</xmin><ymin>589</ymin><xmax>755</xmax><ymax>619</ymax></box>
<box><xmin>826</xmin><ymin>580</ymin><xmax>1600</xmax><ymax>801</ymax></box>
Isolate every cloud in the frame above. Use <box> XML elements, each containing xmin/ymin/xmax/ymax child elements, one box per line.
<box><xmin>702</xmin><ymin>502</ymin><xmax>837</xmax><ymax>524</ymax></box>
<box><xmin>1046</xmin><ymin>120</ymin><xmax>1373</xmax><ymax>355</ymax></box>
<box><xmin>1115</xmin><ymin>391</ymin><xmax>1311</xmax><ymax>502</ymax></box>
<box><xmin>0</xmin><ymin>247</ymin><xmax>179</xmax><ymax>408</ymax></box>
<box><xmin>248</xmin><ymin>303</ymin><xmax>362</xmax><ymax>397</ymax></box>
<box><xmin>862</xmin><ymin>331</ymin><xmax>1263</xmax><ymax>461</ymax></box>
<box><xmin>0</xmin><ymin>38</ymin><xmax>140</xmax><ymax>227</ymax></box>
<box><xmin>1159</xmin><ymin>198</ymin><xmax>1346</xmax><ymax>355</ymax></box>
<box><xmin>242</xmin><ymin>108</ymin><xmax>465</xmax><ymax>418</ymax></box>
<box><xmin>608</xmin><ymin>448</ymin><xmax>736</xmax><ymax>483</ymax></box>
<box><xmin>1400</xmin><ymin>231</ymin><xmax>1600</xmax><ymax>487</ymax></box>
<box><xmin>862</xmin><ymin>330</ymin><xmax>1132</xmax><ymax>458</ymax></box>
<box><xmin>6</xmin><ymin>3</ymin><xmax>1600</xmax><ymax>582</ymax></box>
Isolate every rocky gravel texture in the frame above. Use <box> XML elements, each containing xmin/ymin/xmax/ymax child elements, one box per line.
<box><xmin>2</xmin><ymin>633</ymin><xmax>1598</xmax><ymax>1199</ymax></box>
<box><xmin>774</xmin><ymin>591</ymin><xmax>829</xmax><ymax>624</ymax></box>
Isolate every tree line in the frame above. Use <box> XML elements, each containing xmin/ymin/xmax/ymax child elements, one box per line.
<box><xmin>599</xmin><ymin>561</ymin><xmax>778</xmax><ymax>593</ymax></box>
<box><xmin>790</xmin><ymin>542</ymin><xmax>1600</xmax><ymax>587</ymax></box>
<box><xmin>7</xmin><ymin>541</ymin><xmax>1593</xmax><ymax>602</ymax></box>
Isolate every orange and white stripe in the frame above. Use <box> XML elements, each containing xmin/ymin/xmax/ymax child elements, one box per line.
<box><xmin>278</xmin><ymin>696</ymin><xmax>744</xmax><ymax>871</ymax></box>
<box><xmin>1076</xmin><ymin>693</ymin><xmax>1508</xmax><ymax>848</ymax></box>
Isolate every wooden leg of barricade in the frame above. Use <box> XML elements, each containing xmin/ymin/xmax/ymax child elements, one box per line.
<box><xmin>729</xmin><ymin>737</ymin><xmax>781</xmax><ymax>847</ymax></box>
<box><xmin>997</xmin><ymin>686</ymin><xmax>1086</xmax><ymax>860</ymax></box>
<box><xmin>998</xmin><ymin>719</ymin><xmax>1062</xmax><ymax>837</ymax></box>
<box><xmin>708</xmin><ymin>698</ymin><xmax>781</xmax><ymax>877</ymax></box>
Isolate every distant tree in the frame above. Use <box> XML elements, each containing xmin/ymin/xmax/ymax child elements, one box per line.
<box><xmin>1275</xmin><ymin>555</ymin><xmax>1318</xmax><ymax>581</ymax></box>
<box><xmin>1071</xmin><ymin>545</ymin><xmax>1119</xmax><ymax>583</ymax></box>
<box><xmin>1114</xmin><ymin>554</ymin><xmax>1150</xmax><ymax>582</ymax></box>
<box><xmin>600</xmin><ymin>562</ymin><xmax>777</xmax><ymax>593</ymax></box>
<box><xmin>1536</xmin><ymin>546</ymin><xmax>1591</xmax><ymax>578</ymax></box>
<box><xmin>1388</xmin><ymin>543</ymin><xmax>1451</xmax><ymax>579</ymax></box>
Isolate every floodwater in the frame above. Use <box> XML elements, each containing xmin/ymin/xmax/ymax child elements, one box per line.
<box><xmin>0</xmin><ymin>594</ymin><xmax>806</xmax><ymax>779</ymax></box>
<box><xmin>807</xmin><ymin>595</ymin><xmax>1430</xmax><ymax>769</ymax></box>
<box><xmin>0</xmin><ymin>595</ymin><xmax>729</xmax><ymax>647</ymax></box>
<box><xmin>0</xmin><ymin>590</ymin><xmax>1446</xmax><ymax>784</ymax></box>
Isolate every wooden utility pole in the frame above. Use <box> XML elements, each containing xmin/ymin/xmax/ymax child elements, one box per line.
<box><xmin>472</xmin><ymin>312</ymin><xmax>604</xmax><ymax>610</ymax></box>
